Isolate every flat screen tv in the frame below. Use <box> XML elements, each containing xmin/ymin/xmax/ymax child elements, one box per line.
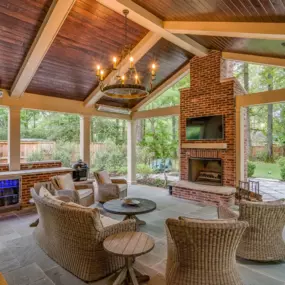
<box><xmin>186</xmin><ymin>115</ymin><xmax>224</xmax><ymax>140</ymax></box>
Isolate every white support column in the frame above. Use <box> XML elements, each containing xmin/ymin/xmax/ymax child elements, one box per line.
<box><xmin>80</xmin><ymin>115</ymin><xmax>91</xmax><ymax>167</ymax></box>
<box><xmin>240</xmin><ymin>107</ymin><xmax>246</xmax><ymax>181</ymax></box>
<box><xmin>8</xmin><ymin>106</ymin><xmax>21</xmax><ymax>171</ymax></box>
<box><xmin>127</xmin><ymin>120</ymin><xmax>137</xmax><ymax>184</ymax></box>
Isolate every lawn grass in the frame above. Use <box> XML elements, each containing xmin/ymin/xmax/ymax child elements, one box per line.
<box><xmin>251</xmin><ymin>161</ymin><xmax>281</xmax><ymax>180</ymax></box>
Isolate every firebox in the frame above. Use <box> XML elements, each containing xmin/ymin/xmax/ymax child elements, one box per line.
<box><xmin>188</xmin><ymin>158</ymin><xmax>222</xmax><ymax>186</ymax></box>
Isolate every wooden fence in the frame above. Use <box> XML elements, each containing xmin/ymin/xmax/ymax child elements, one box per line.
<box><xmin>0</xmin><ymin>140</ymin><xmax>106</xmax><ymax>163</ymax></box>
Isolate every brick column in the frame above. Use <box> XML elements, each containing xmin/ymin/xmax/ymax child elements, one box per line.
<box><xmin>127</xmin><ymin>120</ymin><xmax>137</xmax><ymax>184</ymax></box>
<box><xmin>8</xmin><ymin>106</ymin><xmax>21</xmax><ymax>171</ymax></box>
<box><xmin>80</xmin><ymin>115</ymin><xmax>91</xmax><ymax>167</ymax></box>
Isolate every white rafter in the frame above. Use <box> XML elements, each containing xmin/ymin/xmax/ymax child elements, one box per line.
<box><xmin>84</xmin><ymin>31</ymin><xmax>161</xmax><ymax>107</ymax></box>
<box><xmin>223</xmin><ymin>52</ymin><xmax>285</xmax><ymax>68</ymax></box>
<box><xmin>164</xmin><ymin>21</ymin><xmax>285</xmax><ymax>40</ymax></box>
<box><xmin>10</xmin><ymin>0</ymin><xmax>76</xmax><ymax>97</ymax></box>
<box><xmin>97</xmin><ymin>0</ymin><xmax>208</xmax><ymax>57</ymax></box>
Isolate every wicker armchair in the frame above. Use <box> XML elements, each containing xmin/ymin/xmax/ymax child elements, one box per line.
<box><xmin>31</xmin><ymin>188</ymin><xmax>136</xmax><ymax>282</ymax></box>
<box><xmin>219</xmin><ymin>200</ymin><xmax>285</xmax><ymax>261</ymax></box>
<box><xmin>93</xmin><ymin>171</ymin><xmax>127</xmax><ymax>203</ymax></box>
<box><xmin>51</xmin><ymin>173</ymin><xmax>94</xmax><ymax>207</ymax></box>
<box><xmin>165</xmin><ymin>215</ymin><xmax>248</xmax><ymax>285</ymax></box>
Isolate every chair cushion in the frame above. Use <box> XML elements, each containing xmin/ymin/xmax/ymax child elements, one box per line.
<box><xmin>179</xmin><ymin>216</ymin><xmax>236</xmax><ymax>224</ymax></box>
<box><xmin>77</xmin><ymin>188</ymin><xmax>93</xmax><ymax>199</ymax></box>
<box><xmin>98</xmin><ymin>170</ymin><xmax>112</xmax><ymax>184</ymax></box>
<box><xmin>39</xmin><ymin>186</ymin><xmax>53</xmax><ymax>198</ymax></box>
<box><xmin>56</xmin><ymin>173</ymin><xmax>75</xmax><ymax>191</ymax></box>
<box><xmin>118</xmin><ymin>184</ymin><xmax>127</xmax><ymax>192</ymax></box>
<box><xmin>100</xmin><ymin>215</ymin><xmax>120</xmax><ymax>227</ymax></box>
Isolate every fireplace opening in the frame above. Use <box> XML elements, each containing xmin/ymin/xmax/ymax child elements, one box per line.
<box><xmin>188</xmin><ymin>158</ymin><xmax>222</xmax><ymax>186</ymax></box>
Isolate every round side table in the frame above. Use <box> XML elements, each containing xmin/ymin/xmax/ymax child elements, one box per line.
<box><xmin>103</xmin><ymin>231</ymin><xmax>155</xmax><ymax>285</ymax></box>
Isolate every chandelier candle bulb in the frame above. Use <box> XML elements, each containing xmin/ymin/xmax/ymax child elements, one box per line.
<box><xmin>121</xmin><ymin>75</ymin><xmax>125</xmax><ymax>84</ymax></box>
<box><xmin>129</xmin><ymin>56</ymin><xmax>134</xmax><ymax>69</ymax></box>
<box><xmin>96</xmin><ymin>65</ymin><xmax>101</xmax><ymax>76</ymax></box>
<box><xmin>100</xmin><ymin>70</ymin><xmax>104</xmax><ymax>81</ymax></box>
<box><xmin>135</xmin><ymin>74</ymin><xmax>139</xmax><ymax>84</ymax></box>
<box><xmin>113</xmin><ymin>57</ymin><xmax>117</xmax><ymax>69</ymax></box>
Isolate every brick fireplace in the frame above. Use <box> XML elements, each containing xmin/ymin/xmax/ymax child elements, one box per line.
<box><xmin>173</xmin><ymin>51</ymin><xmax>247</xmax><ymax>206</ymax></box>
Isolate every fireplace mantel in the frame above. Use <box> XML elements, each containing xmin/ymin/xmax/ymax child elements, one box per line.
<box><xmin>182</xmin><ymin>143</ymin><xmax>227</xmax><ymax>149</ymax></box>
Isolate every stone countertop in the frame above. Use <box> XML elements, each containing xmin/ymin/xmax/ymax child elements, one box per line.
<box><xmin>174</xmin><ymin>180</ymin><xmax>236</xmax><ymax>195</ymax></box>
<box><xmin>0</xmin><ymin>167</ymin><xmax>73</xmax><ymax>177</ymax></box>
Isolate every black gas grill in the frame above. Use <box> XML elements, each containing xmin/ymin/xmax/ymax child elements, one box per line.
<box><xmin>72</xmin><ymin>159</ymin><xmax>89</xmax><ymax>181</ymax></box>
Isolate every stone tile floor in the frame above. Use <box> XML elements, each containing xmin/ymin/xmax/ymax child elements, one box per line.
<box><xmin>1</xmin><ymin>184</ymin><xmax>285</xmax><ymax>284</ymax></box>
<box><xmin>251</xmin><ymin>178</ymin><xmax>285</xmax><ymax>201</ymax></box>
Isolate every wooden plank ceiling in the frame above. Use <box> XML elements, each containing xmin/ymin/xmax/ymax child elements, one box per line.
<box><xmin>26</xmin><ymin>0</ymin><xmax>148</xmax><ymax>101</ymax></box>
<box><xmin>0</xmin><ymin>0</ymin><xmax>52</xmax><ymax>90</ymax></box>
<box><xmin>1</xmin><ymin>0</ymin><xmax>285</xmax><ymax>110</ymax></box>
<box><xmin>133</xmin><ymin>0</ymin><xmax>285</xmax><ymax>59</ymax></box>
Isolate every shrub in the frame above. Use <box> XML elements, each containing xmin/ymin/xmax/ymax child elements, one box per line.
<box><xmin>247</xmin><ymin>161</ymin><xmax>256</xmax><ymax>177</ymax></box>
<box><xmin>278</xmin><ymin>157</ymin><xmax>285</xmax><ymax>168</ymax></box>
<box><xmin>93</xmin><ymin>141</ymin><xmax>127</xmax><ymax>175</ymax></box>
<box><xmin>281</xmin><ymin>166</ymin><xmax>285</xmax><ymax>181</ymax></box>
<box><xmin>27</xmin><ymin>150</ymin><xmax>45</xmax><ymax>162</ymax></box>
<box><xmin>137</xmin><ymin>164</ymin><xmax>153</xmax><ymax>179</ymax></box>
<box><xmin>51</xmin><ymin>142</ymin><xmax>79</xmax><ymax>167</ymax></box>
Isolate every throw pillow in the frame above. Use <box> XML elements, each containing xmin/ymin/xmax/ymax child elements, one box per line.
<box><xmin>56</xmin><ymin>173</ymin><xmax>75</xmax><ymax>191</ymax></box>
<box><xmin>39</xmin><ymin>186</ymin><xmax>53</xmax><ymax>198</ymax></box>
<box><xmin>43</xmin><ymin>195</ymin><xmax>64</xmax><ymax>207</ymax></box>
<box><xmin>98</xmin><ymin>170</ymin><xmax>112</xmax><ymax>184</ymax></box>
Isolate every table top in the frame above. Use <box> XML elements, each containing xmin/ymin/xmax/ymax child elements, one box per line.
<box><xmin>103</xmin><ymin>231</ymin><xmax>154</xmax><ymax>257</ymax></box>
<box><xmin>103</xmin><ymin>198</ymin><xmax>156</xmax><ymax>215</ymax></box>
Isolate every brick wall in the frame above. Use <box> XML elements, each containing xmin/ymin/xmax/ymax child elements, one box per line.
<box><xmin>21</xmin><ymin>170</ymin><xmax>72</xmax><ymax>207</ymax></box>
<box><xmin>20</xmin><ymin>161</ymin><xmax>62</xmax><ymax>170</ymax></box>
<box><xmin>180</xmin><ymin>51</ymin><xmax>247</xmax><ymax>187</ymax></box>
<box><xmin>0</xmin><ymin>161</ymin><xmax>62</xmax><ymax>172</ymax></box>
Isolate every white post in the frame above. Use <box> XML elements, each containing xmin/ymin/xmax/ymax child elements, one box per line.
<box><xmin>240</xmin><ymin>107</ymin><xmax>246</xmax><ymax>181</ymax></box>
<box><xmin>80</xmin><ymin>115</ymin><xmax>91</xmax><ymax>167</ymax></box>
<box><xmin>8</xmin><ymin>106</ymin><xmax>21</xmax><ymax>171</ymax></box>
<box><xmin>127</xmin><ymin>120</ymin><xmax>137</xmax><ymax>184</ymax></box>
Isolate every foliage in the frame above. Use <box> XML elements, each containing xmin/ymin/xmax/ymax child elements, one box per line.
<box><xmin>137</xmin><ymin>177</ymin><xmax>166</xmax><ymax>188</ymax></box>
<box><xmin>0</xmin><ymin>108</ymin><xmax>8</xmax><ymax>140</ymax></box>
<box><xmin>27</xmin><ymin>150</ymin><xmax>45</xmax><ymax>162</ymax></box>
<box><xmin>137</xmin><ymin>164</ymin><xmax>153</xmax><ymax>179</ymax></box>
<box><xmin>278</xmin><ymin>157</ymin><xmax>285</xmax><ymax>168</ymax></box>
<box><xmin>247</xmin><ymin>161</ymin><xmax>256</xmax><ymax>177</ymax></box>
<box><xmin>92</xmin><ymin>141</ymin><xmax>127</xmax><ymax>174</ymax></box>
<box><xmin>143</xmin><ymin>74</ymin><xmax>190</xmax><ymax>110</ymax></box>
<box><xmin>281</xmin><ymin>166</ymin><xmax>285</xmax><ymax>181</ymax></box>
<box><xmin>51</xmin><ymin>142</ymin><xmax>79</xmax><ymax>167</ymax></box>
<box><xmin>136</xmin><ymin>146</ymin><xmax>155</xmax><ymax>165</ymax></box>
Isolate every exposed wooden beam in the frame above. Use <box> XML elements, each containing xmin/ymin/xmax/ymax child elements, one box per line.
<box><xmin>236</xmin><ymin>88</ymin><xmax>285</xmax><ymax>107</ymax></box>
<box><xmin>10</xmin><ymin>0</ymin><xmax>76</xmax><ymax>98</ymax></box>
<box><xmin>164</xmin><ymin>21</ymin><xmax>285</xmax><ymax>40</ymax></box>
<box><xmin>97</xmin><ymin>0</ymin><xmax>208</xmax><ymax>56</ymax></box>
<box><xmin>84</xmin><ymin>32</ymin><xmax>161</xmax><ymax>107</ymax></box>
<box><xmin>223</xmin><ymin>52</ymin><xmax>285</xmax><ymax>68</ymax></box>
<box><xmin>132</xmin><ymin>63</ymin><xmax>190</xmax><ymax>112</ymax></box>
<box><xmin>132</xmin><ymin>106</ymin><xmax>180</xmax><ymax>120</ymax></box>
<box><xmin>0</xmin><ymin>89</ymin><xmax>130</xmax><ymax>120</ymax></box>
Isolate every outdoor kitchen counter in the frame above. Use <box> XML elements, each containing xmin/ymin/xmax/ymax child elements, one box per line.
<box><xmin>0</xmin><ymin>167</ymin><xmax>73</xmax><ymax>177</ymax></box>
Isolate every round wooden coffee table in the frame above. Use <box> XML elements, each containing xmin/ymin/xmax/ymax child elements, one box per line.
<box><xmin>104</xmin><ymin>232</ymin><xmax>155</xmax><ymax>285</ymax></box>
<box><xmin>103</xmin><ymin>198</ymin><xmax>156</xmax><ymax>225</ymax></box>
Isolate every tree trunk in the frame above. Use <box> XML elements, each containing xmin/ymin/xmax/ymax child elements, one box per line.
<box><xmin>115</xmin><ymin>119</ymin><xmax>119</xmax><ymax>145</ymax></box>
<box><xmin>122</xmin><ymin>120</ymin><xmax>126</xmax><ymax>142</ymax></box>
<box><xmin>267</xmin><ymin>72</ymin><xmax>273</xmax><ymax>161</ymax></box>
<box><xmin>171</xmin><ymin>116</ymin><xmax>176</xmax><ymax>141</ymax></box>
<box><xmin>136</xmin><ymin>120</ymin><xmax>144</xmax><ymax>142</ymax></box>
<box><xmin>243</xmin><ymin>63</ymin><xmax>252</xmax><ymax>158</ymax></box>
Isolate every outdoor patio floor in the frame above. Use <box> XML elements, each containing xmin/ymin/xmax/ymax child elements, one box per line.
<box><xmin>1</xmin><ymin>184</ymin><xmax>285</xmax><ymax>284</ymax></box>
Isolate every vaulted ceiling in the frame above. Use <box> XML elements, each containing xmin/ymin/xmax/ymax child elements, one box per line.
<box><xmin>1</xmin><ymin>0</ymin><xmax>285</xmax><ymax>111</ymax></box>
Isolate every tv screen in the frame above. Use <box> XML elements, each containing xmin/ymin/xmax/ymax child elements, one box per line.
<box><xmin>186</xmin><ymin>115</ymin><xmax>224</xmax><ymax>140</ymax></box>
